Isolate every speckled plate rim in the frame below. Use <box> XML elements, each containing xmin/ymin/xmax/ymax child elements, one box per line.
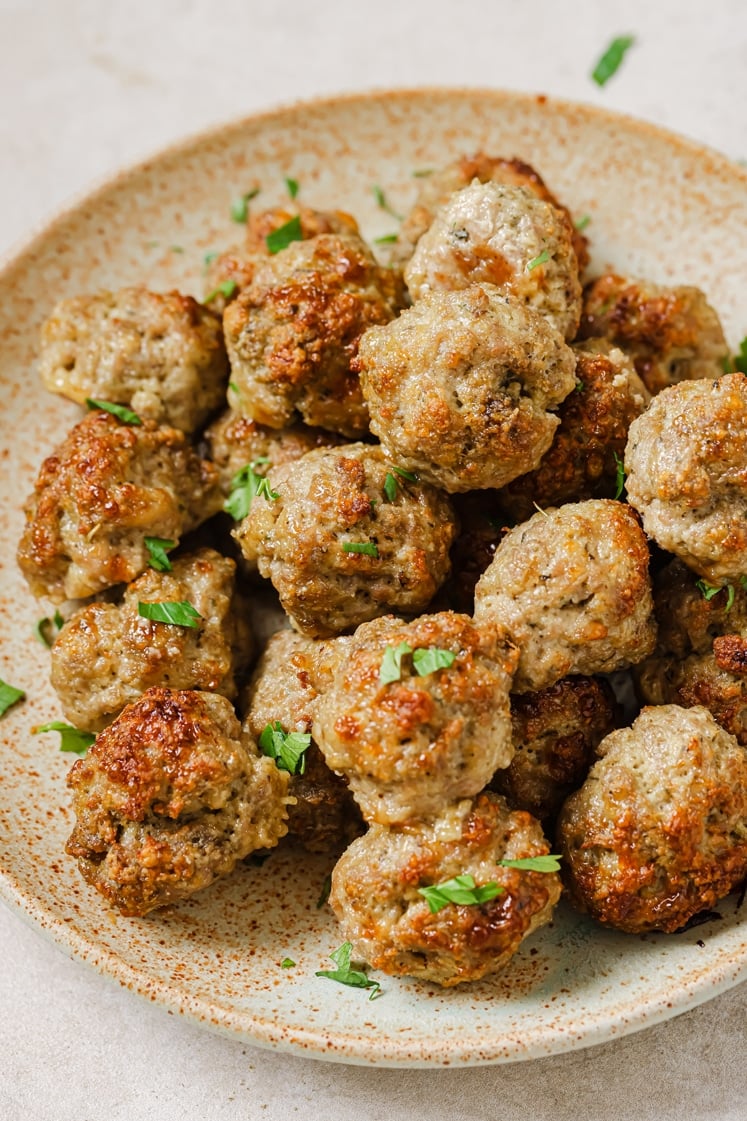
<box><xmin>1</xmin><ymin>86</ymin><xmax>746</xmax><ymax>1068</ymax></box>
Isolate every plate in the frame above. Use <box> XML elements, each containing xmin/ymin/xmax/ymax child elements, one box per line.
<box><xmin>1</xmin><ymin>88</ymin><xmax>746</xmax><ymax>1068</ymax></box>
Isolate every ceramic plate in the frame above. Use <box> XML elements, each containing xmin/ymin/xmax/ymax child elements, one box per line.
<box><xmin>1</xmin><ymin>89</ymin><xmax>746</xmax><ymax>1068</ymax></box>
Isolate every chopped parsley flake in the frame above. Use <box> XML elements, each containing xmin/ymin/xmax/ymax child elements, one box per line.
<box><xmin>383</xmin><ymin>473</ymin><xmax>399</xmax><ymax>502</ymax></box>
<box><xmin>285</xmin><ymin>177</ymin><xmax>299</xmax><ymax>199</ymax></box>
<box><xmin>170</xmin><ymin>245</ymin><xmax>184</xmax><ymax>253</ymax></box>
<box><xmin>316</xmin><ymin>873</ymin><xmax>332</xmax><ymax>909</ymax></box>
<box><xmin>34</xmin><ymin>609</ymin><xmax>64</xmax><ymax>648</ymax></box>
<box><xmin>613</xmin><ymin>451</ymin><xmax>626</xmax><ymax>500</ymax></box>
<box><xmin>696</xmin><ymin>578</ymin><xmax>736</xmax><ymax>611</ymax></box>
<box><xmin>391</xmin><ymin>465</ymin><xmax>418</xmax><ymax>483</ymax></box>
<box><xmin>259</xmin><ymin>721</ymin><xmax>311</xmax><ymax>775</ymax></box>
<box><xmin>342</xmin><ymin>541</ymin><xmax>379</xmax><ymax>557</ymax></box>
<box><xmin>203</xmin><ymin>250</ymin><xmax>219</xmax><ymax>271</ymax></box>
<box><xmin>33</xmin><ymin>721</ymin><xmax>95</xmax><ymax>755</ymax></box>
<box><xmin>0</xmin><ymin>680</ymin><xmax>25</xmax><ymax>718</ymax></box>
<box><xmin>266</xmin><ymin>215</ymin><xmax>303</xmax><ymax>255</ymax></box>
<box><xmin>575</xmin><ymin>214</ymin><xmax>592</xmax><ymax>231</ymax></box>
<box><xmin>144</xmin><ymin>536</ymin><xmax>176</xmax><ymax>573</ymax></box>
<box><xmin>498</xmin><ymin>855</ymin><xmax>562</xmax><ymax>873</ymax></box>
<box><xmin>85</xmin><ymin>399</ymin><xmax>141</xmax><ymax>426</ymax></box>
<box><xmin>204</xmin><ymin>278</ymin><xmax>238</xmax><ymax>303</ymax></box>
<box><xmin>137</xmin><ymin>600</ymin><xmax>202</xmax><ymax>628</ymax></box>
<box><xmin>315</xmin><ymin>941</ymin><xmax>382</xmax><ymax>1000</ymax></box>
<box><xmin>575</xmin><ymin>380</ymin><xmax>585</xmax><ymax>393</ymax></box>
<box><xmin>224</xmin><ymin>459</ymin><xmax>278</xmax><ymax>521</ymax></box>
<box><xmin>733</xmin><ymin>337</ymin><xmax>747</xmax><ymax>374</ymax></box>
<box><xmin>281</xmin><ymin>957</ymin><xmax>296</xmax><ymax>969</ymax></box>
<box><xmin>231</xmin><ymin>188</ymin><xmax>260</xmax><ymax>223</ymax></box>
<box><xmin>591</xmin><ymin>35</ymin><xmax>636</xmax><ymax>87</ymax></box>
<box><xmin>379</xmin><ymin>642</ymin><xmax>414</xmax><ymax>685</ymax></box>
<box><xmin>372</xmin><ymin>184</ymin><xmax>402</xmax><ymax>221</ymax></box>
<box><xmin>418</xmin><ymin>874</ymin><xmax>504</xmax><ymax>914</ymax></box>
<box><xmin>527</xmin><ymin>249</ymin><xmax>550</xmax><ymax>271</ymax></box>
<box><xmin>412</xmin><ymin>647</ymin><xmax>456</xmax><ymax>676</ymax></box>
<box><xmin>374</xmin><ymin>233</ymin><xmax>398</xmax><ymax>244</ymax></box>
<box><xmin>412</xmin><ymin>168</ymin><xmax>434</xmax><ymax>178</ymax></box>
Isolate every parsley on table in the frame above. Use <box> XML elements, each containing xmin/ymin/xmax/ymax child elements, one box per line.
<box><xmin>33</xmin><ymin>721</ymin><xmax>95</xmax><ymax>755</ymax></box>
<box><xmin>231</xmin><ymin>188</ymin><xmax>260</xmax><ymax>223</ymax></box>
<box><xmin>315</xmin><ymin>942</ymin><xmax>382</xmax><ymax>1000</ymax></box>
<box><xmin>34</xmin><ymin>609</ymin><xmax>64</xmax><ymax>648</ymax></box>
<box><xmin>281</xmin><ymin>958</ymin><xmax>296</xmax><ymax>969</ymax></box>
<box><xmin>372</xmin><ymin>185</ymin><xmax>403</xmax><ymax>221</ymax></box>
<box><xmin>591</xmin><ymin>35</ymin><xmax>636</xmax><ymax>87</ymax></box>
<box><xmin>85</xmin><ymin>399</ymin><xmax>141</xmax><ymax>426</ymax></box>
<box><xmin>285</xmin><ymin>177</ymin><xmax>299</xmax><ymax>199</ymax></box>
<box><xmin>266</xmin><ymin>215</ymin><xmax>303</xmax><ymax>255</ymax></box>
<box><xmin>259</xmin><ymin>722</ymin><xmax>311</xmax><ymax>775</ymax></box>
<box><xmin>575</xmin><ymin>214</ymin><xmax>592</xmax><ymax>231</ymax></box>
<box><xmin>137</xmin><ymin>601</ymin><xmax>202</xmax><ymax>628</ymax></box>
<box><xmin>0</xmin><ymin>680</ymin><xmax>25</xmax><ymax>718</ymax></box>
<box><xmin>418</xmin><ymin>874</ymin><xmax>504</xmax><ymax>914</ymax></box>
<box><xmin>316</xmin><ymin>873</ymin><xmax>332</xmax><ymax>909</ymax></box>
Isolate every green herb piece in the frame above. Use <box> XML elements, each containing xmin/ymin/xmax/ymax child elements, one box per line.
<box><xmin>725</xmin><ymin>584</ymin><xmax>736</xmax><ymax>612</ymax></box>
<box><xmin>285</xmin><ymin>177</ymin><xmax>299</xmax><ymax>199</ymax></box>
<box><xmin>412</xmin><ymin>168</ymin><xmax>434</xmax><ymax>178</ymax></box>
<box><xmin>316</xmin><ymin>873</ymin><xmax>332</xmax><ymax>909</ymax></box>
<box><xmin>137</xmin><ymin>600</ymin><xmax>202</xmax><ymax>628</ymax></box>
<box><xmin>412</xmin><ymin>647</ymin><xmax>456</xmax><ymax>676</ymax></box>
<box><xmin>231</xmin><ymin>187</ymin><xmax>260</xmax><ymax>223</ymax></box>
<box><xmin>143</xmin><ymin>536</ymin><xmax>176</xmax><ymax>573</ymax></box>
<box><xmin>733</xmin><ymin>337</ymin><xmax>747</xmax><ymax>375</ymax></box>
<box><xmin>315</xmin><ymin>941</ymin><xmax>382</xmax><ymax>1000</ymax></box>
<box><xmin>613</xmin><ymin>451</ymin><xmax>626</xmax><ymax>500</ymax></box>
<box><xmin>33</xmin><ymin>721</ymin><xmax>95</xmax><ymax>755</ymax></box>
<box><xmin>575</xmin><ymin>380</ymin><xmax>585</xmax><ymax>393</ymax></box>
<box><xmin>228</xmin><ymin>380</ymin><xmax>240</xmax><ymax>395</ymax></box>
<box><xmin>720</xmin><ymin>355</ymin><xmax>734</xmax><ymax>374</ymax></box>
<box><xmin>591</xmin><ymin>35</ymin><xmax>636</xmax><ymax>86</ymax></box>
<box><xmin>527</xmin><ymin>249</ymin><xmax>550</xmax><ymax>271</ymax></box>
<box><xmin>372</xmin><ymin>184</ymin><xmax>403</xmax><ymax>221</ymax></box>
<box><xmin>417</xmin><ymin>874</ymin><xmax>504</xmax><ymax>915</ymax></box>
<box><xmin>170</xmin><ymin>245</ymin><xmax>184</xmax><ymax>253</ymax></box>
<box><xmin>281</xmin><ymin>957</ymin><xmax>296</xmax><ymax>969</ymax></box>
<box><xmin>34</xmin><ymin>609</ymin><xmax>64</xmax><ymax>648</ymax></box>
<box><xmin>342</xmin><ymin>541</ymin><xmax>379</xmax><ymax>558</ymax></box>
<box><xmin>224</xmin><ymin>459</ymin><xmax>277</xmax><ymax>521</ymax></box>
<box><xmin>575</xmin><ymin>214</ymin><xmax>592</xmax><ymax>231</ymax></box>
<box><xmin>255</xmin><ymin>477</ymin><xmax>280</xmax><ymax>502</ymax></box>
<box><xmin>383</xmin><ymin>473</ymin><xmax>399</xmax><ymax>502</ymax></box>
<box><xmin>695</xmin><ymin>578</ymin><xmax>735</xmax><ymax>612</ymax></box>
<box><xmin>259</xmin><ymin>721</ymin><xmax>311</xmax><ymax>775</ymax></box>
<box><xmin>204</xmin><ymin>278</ymin><xmax>238</xmax><ymax>304</ymax></box>
<box><xmin>266</xmin><ymin>215</ymin><xmax>303</xmax><ymax>255</ymax></box>
<box><xmin>203</xmin><ymin>250</ymin><xmax>218</xmax><ymax>270</ymax></box>
<box><xmin>379</xmin><ymin>641</ymin><xmax>414</xmax><ymax>685</ymax></box>
<box><xmin>0</xmin><ymin>680</ymin><xmax>25</xmax><ymax>718</ymax></box>
<box><xmin>374</xmin><ymin>233</ymin><xmax>398</xmax><ymax>244</ymax></box>
<box><xmin>85</xmin><ymin>399</ymin><xmax>142</xmax><ymax>426</ymax></box>
<box><xmin>498</xmin><ymin>854</ymin><xmax>562</xmax><ymax>873</ymax></box>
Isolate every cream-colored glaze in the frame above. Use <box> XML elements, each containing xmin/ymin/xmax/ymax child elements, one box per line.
<box><xmin>0</xmin><ymin>88</ymin><xmax>746</xmax><ymax>1068</ymax></box>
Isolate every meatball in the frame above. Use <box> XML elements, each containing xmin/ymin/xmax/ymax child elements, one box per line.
<box><xmin>474</xmin><ymin>499</ymin><xmax>656</xmax><ymax>693</ymax></box>
<box><xmin>404</xmin><ymin>181</ymin><xmax>581</xmax><ymax>340</ymax></box>
<box><xmin>393</xmin><ymin>152</ymin><xmax>589</xmax><ymax>272</ymax></box>
<box><xmin>578</xmin><ymin>274</ymin><xmax>729</xmax><ymax>395</ymax></box>
<box><xmin>38</xmin><ymin>287</ymin><xmax>228</xmax><ymax>433</ymax></box>
<box><xmin>17</xmin><ymin>410</ymin><xmax>222</xmax><ymax>602</ymax></box>
<box><xmin>356</xmin><ymin>284</ymin><xmax>577</xmax><ymax>493</ymax></box>
<box><xmin>203</xmin><ymin>408</ymin><xmax>344</xmax><ymax>498</ymax></box>
<box><xmin>443</xmin><ymin>491</ymin><xmax>508</xmax><ymax>614</ymax></box>
<box><xmin>50</xmin><ymin>549</ymin><xmax>252</xmax><ymax>731</ymax></box>
<box><xmin>242</xmin><ymin>629</ymin><xmax>361</xmax><ymax>852</ymax></box>
<box><xmin>490</xmin><ymin>676</ymin><xmax>619</xmax><ymax>825</ymax></box>
<box><xmin>223</xmin><ymin>232</ymin><xmax>404</xmax><ymax>437</ymax></box>
<box><xmin>558</xmin><ymin>704</ymin><xmax>747</xmax><ymax>933</ymax></box>
<box><xmin>233</xmin><ymin>443</ymin><xmax>458</xmax><ymax>637</ymax></box>
<box><xmin>496</xmin><ymin>339</ymin><xmax>649</xmax><ymax>522</ymax></box>
<box><xmin>313</xmin><ymin>612</ymin><xmax>518</xmax><ymax>825</ymax></box>
<box><xmin>328</xmin><ymin>792</ymin><xmax>561</xmax><ymax>986</ymax></box>
<box><xmin>65</xmin><ymin>688</ymin><xmax>291</xmax><ymax>916</ymax></box>
<box><xmin>625</xmin><ymin>373</ymin><xmax>747</xmax><ymax>582</ymax></box>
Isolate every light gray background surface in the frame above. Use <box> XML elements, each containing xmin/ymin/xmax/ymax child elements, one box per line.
<box><xmin>1</xmin><ymin>1</ymin><xmax>746</xmax><ymax>1117</ymax></box>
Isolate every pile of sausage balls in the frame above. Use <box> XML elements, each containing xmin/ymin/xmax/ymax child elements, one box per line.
<box><xmin>17</xmin><ymin>152</ymin><xmax>747</xmax><ymax>988</ymax></box>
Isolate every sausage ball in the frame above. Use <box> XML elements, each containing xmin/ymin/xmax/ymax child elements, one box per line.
<box><xmin>65</xmin><ymin>688</ymin><xmax>292</xmax><ymax>916</ymax></box>
<box><xmin>490</xmin><ymin>676</ymin><xmax>619</xmax><ymax>826</ymax></box>
<box><xmin>223</xmin><ymin>232</ymin><xmax>404</xmax><ymax>437</ymax></box>
<box><xmin>233</xmin><ymin>444</ymin><xmax>458</xmax><ymax>637</ymax></box>
<box><xmin>313</xmin><ymin>612</ymin><xmax>519</xmax><ymax>825</ymax></box>
<box><xmin>38</xmin><ymin>287</ymin><xmax>228</xmax><ymax>434</ymax></box>
<box><xmin>558</xmin><ymin>704</ymin><xmax>747</xmax><ymax>933</ymax></box>
<box><xmin>442</xmin><ymin>491</ymin><xmax>508</xmax><ymax>614</ymax></box>
<box><xmin>393</xmin><ymin>152</ymin><xmax>589</xmax><ymax>272</ymax></box>
<box><xmin>625</xmin><ymin>373</ymin><xmax>747</xmax><ymax>583</ymax></box>
<box><xmin>578</xmin><ymin>274</ymin><xmax>729</xmax><ymax>395</ymax></box>
<box><xmin>328</xmin><ymin>792</ymin><xmax>561</xmax><ymax>986</ymax></box>
<box><xmin>50</xmin><ymin>549</ymin><xmax>252</xmax><ymax>732</ymax></box>
<box><xmin>496</xmin><ymin>338</ymin><xmax>649</xmax><ymax>522</ymax></box>
<box><xmin>242</xmin><ymin>629</ymin><xmax>361</xmax><ymax>852</ymax></box>
<box><xmin>404</xmin><ymin>181</ymin><xmax>582</xmax><ymax>340</ymax></box>
<box><xmin>356</xmin><ymin>284</ymin><xmax>577</xmax><ymax>493</ymax></box>
<box><xmin>474</xmin><ymin>500</ymin><xmax>656</xmax><ymax>693</ymax></box>
<box><xmin>17</xmin><ymin>410</ymin><xmax>222</xmax><ymax>602</ymax></box>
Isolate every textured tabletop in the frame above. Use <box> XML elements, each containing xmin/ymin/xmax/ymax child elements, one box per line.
<box><xmin>2</xmin><ymin>1</ymin><xmax>746</xmax><ymax>1118</ymax></box>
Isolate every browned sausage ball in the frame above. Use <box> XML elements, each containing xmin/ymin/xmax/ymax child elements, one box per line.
<box><xmin>38</xmin><ymin>287</ymin><xmax>228</xmax><ymax>434</ymax></box>
<box><xmin>558</xmin><ymin>704</ymin><xmax>747</xmax><ymax>933</ymax></box>
<box><xmin>404</xmin><ymin>181</ymin><xmax>582</xmax><ymax>340</ymax></box>
<box><xmin>578</xmin><ymin>274</ymin><xmax>728</xmax><ymax>395</ymax></box>
<box><xmin>223</xmin><ymin>232</ymin><xmax>404</xmax><ymax>436</ymax></box>
<box><xmin>65</xmin><ymin>688</ymin><xmax>291</xmax><ymax>916</ymax></box>
<box><xmin>242</xmin><ymin>629</ymin><xmax>362</xmax><ymax>852</ymax></box>
<box><xmin>625</xmin><ymin>373</ymin><xmax>747</xmax><ymax>583</ymax></box>
<box><xmin>356</xmin><ymin>284</ymin><xmax>577</xmax><ymax>493</ymax></box>
<box><xmin>496</xmin><ymin>338</ymin><xmax>649</xmax><ymax>523</ymax></box>
<box><xmin>490</xmin><ymin>676</ymin><xmax>619</xmax><ymax>825</ymax></box>
<box><xmin>50</xmin><ymin>549</ymin><xmax>252</xmax><ymax>732</ymax></box>
<box><xmin>328</xmin><ymin>791</ymin><xmax>561</xmax><ymax>986</ymax></box>
<box><xmin>474</xmin><ymin>500</ymin><xmax>656</xmax><ymax>692</ymax></box>
<box><xmin>313</xmin><ymin>612</ymin><xmax>519</xmax><ymax>824</ymax></box>
<box><xmin>17</xmin><ymin>410</ymin><xmax>222</xmax><ymax>602</ymax></box>
<box><xmin>393</xmin><ymin>152</ymin><xmax>589</xmax><ymax>271</ymax></box>
<box><xmin>233</xmin><ymin>444</ymin><xmax>458</xmax><ymax>637</ymax></box>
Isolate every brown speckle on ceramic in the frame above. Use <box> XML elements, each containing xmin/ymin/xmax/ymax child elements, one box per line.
<box><xmin>1</xmin><ymin>89</ymin><xmax>746</xmax><ymax>1068</ymax></box>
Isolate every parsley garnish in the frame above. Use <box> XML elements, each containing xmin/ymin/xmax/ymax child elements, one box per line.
<box><xmin>412</xmin><ymin>168</ymin><xmax>434</xmax><ymax>178</ymax></box>
<box><xmin>266</xmin><ymin>215</ymin><xmax>303</xmax><ymax>255</ymax></box>
<box><xmin>285</xmin><ymin>177</ymin><xmax>299</xmax><ymax>199</ymax></box>
<box><xmin>228</xmin><ymin>380</ymin><xmax>240</xmax><ymax>395</ymax></box>
<box><xmin>575</xmin><ymin>214</ymin><xmax>592</xmax><ymax>231</ymax></box>
<box><xmin>259</xmin><ymin>721</ymin><xmax>311</xmax><ymax>775</ymax></box>
<box><xmin>392</xmin><ymin>465</ymin><xmax>418</xmax><ymax>482</ymax></box>
<box><xmin>342</xmin><ymin>541</ymin><xmax>379</xmax><ymax>557</ymax></box>
<box><xmin>204</xmin><ymin>278</ymin><xmax>238</xmax><ymax>304</ymax></box>
<box><xmin>412</xmin><ymin>647</ymin><xmax>456</xmax><ymax>676</ymax></box>
<box><xmin>732</xmin><ymin>337</ymin><xmax>747</xmax><ymax>374</ymax></box>
<box><xmin>374</xmin><ymin>233</ymin><xmax>398</xmax><ymax>245</ymax></box>
<box><xmin>0</xmin><ymin>680</ymin><xmax>25</xmax><ymax>718</ymax></box>
<box><xmin>613</xmin><ymin>451</ymin><xmax>626</xmax><ymax>500</ymax></box>
<box><xmin>316</xmin><ymin>873</ymin><xmax>332</xmax><ymax>909</ymax></box>
<box><xmin>527</xmin><ymin>249</ymin><xmax>550</xmax><ymax>272</ymax></box>
<box><xmin>85</xmin><ymin>399</ymin><xmax>141</xmax><ymax>426</ymax></box>
<box><xmin>379</xmin><ymin>641</ymin><xmax>413</xmax><ymax>685</ymax></box>
<box><xmin>203</xmin><ymin>251</ymin><xmax>218</xmax><ymax>271</ymax></box>
<box><xmin>33</xmin><ymin>721</ymin><xmax>95</xmax><ymax>755</ymax></box>
<box><xmin>231</xmin><ymin>188</ymin><xmax>260</xmax><ymax>223</ymax></box>
<box><xmin>498</xmin><ymin>855</ymin><xmax>562</xmax><ymax>873</ymax></box>
<box><xmin>696</xmin><ymin>579</ymin><xmax>737</xmax><ymax>612</ymax></box>
<box><xmin>383</xmin><ymin>473</ymin><xmax>399</xmax><ymax>502</ymax></box>
<box><xmin>315</xmin><ymin>942</ymin><xmax>382</xmax><ymax>1000</ymax></box>
<box><xmin>144</xmin><ymin>536</ymin><xmax>175</xmax><ymax>573</ymax></box>
<box><xmin>372</xmin><ymin>184</ymin><xmax>402</xmax><ymax>221</ymax></box>
<box><xmin>591</xmin><ymin>35</ymin><xmax>635</xmax><ymax>87</ymax></box>
<box><xmin>281</xmin><ymin>957</ymin><xmax>296</xmax><ymax>969</ymax></box>
<box><xmin>418</xmin><ymin>874</ymin><xmax>504</xmax><ymax>914</ymax></box>
<box><xmin>170</xmin><ymin>245</ymin><xmax>184</xmax><ymax>253</ymax></box>
<box><xmin>224</xmin><ymin>459</ymin><xmax>278</xmax><ymax>521</ymax></box>
<box><xmin>137</xmin><ymin>601</ymin><xmax>202</xmax><ymax>628</ymax></box>
<box><xmin>34</xmin><ymin>609</ymin><xmax>64</xmax><ymax>648</ymax></box>
<box><xmin>575</xmin><ymin>380</ymin><xmax>585</xmax><ymax>393</ymax></box>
